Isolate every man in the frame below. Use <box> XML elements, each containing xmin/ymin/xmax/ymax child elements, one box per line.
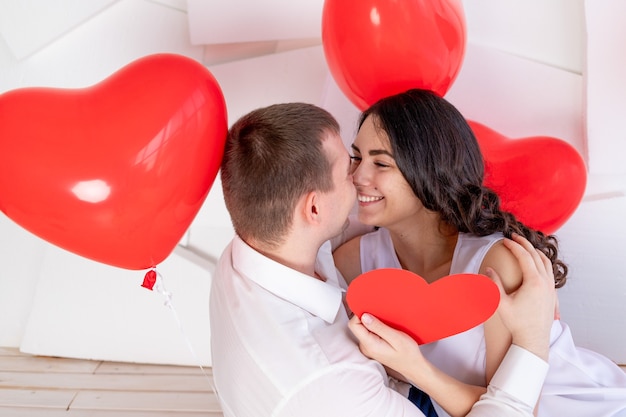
<box><xmin>210</xmin><ymin>102</ymin><xmax>553</xmax><ymax>417</ymax></box>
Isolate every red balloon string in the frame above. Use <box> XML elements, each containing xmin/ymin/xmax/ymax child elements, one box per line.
<box><xmin>142</xmin><ymin>268</ymin><xmax>219</xmax><ymax>399</ymax></box>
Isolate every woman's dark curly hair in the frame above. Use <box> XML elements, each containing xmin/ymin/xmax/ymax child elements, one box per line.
<box><xmin>359</xmin><ymin>88</ymin><xmax>567</xmax><ymax>288</ymax></box>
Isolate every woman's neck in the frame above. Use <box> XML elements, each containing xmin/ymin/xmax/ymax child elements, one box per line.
<box><xmin>386</xmin><ymin>216</ymin><xmax>458</xmax><ymax>283</ymax></box>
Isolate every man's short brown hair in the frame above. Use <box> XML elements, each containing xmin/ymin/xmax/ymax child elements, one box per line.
<box><xmin>221</xmin><ymin>103</ymin><xmax>340</xmax><ymax>247</ymax></box>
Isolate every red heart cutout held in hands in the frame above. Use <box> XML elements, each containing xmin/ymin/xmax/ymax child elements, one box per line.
<box><xmin>0</xmin><ymin>54</ymin><xmax>227</xmax><ymax>270</ymax></box>
<box><xmin>346</xmin><ymin>268</ymin><xmax>500</xmax><ymax>345</ymax></box>
<box><xmin>469</xmin><ymin>121</ymin><xmax>587</xmax><ymax>235</ymax></box>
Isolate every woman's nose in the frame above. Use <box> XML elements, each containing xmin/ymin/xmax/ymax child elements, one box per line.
<box><xmin>351</xmin><ymin>163</ymin><xmax>369</xmax><ymax>185</ymax></box>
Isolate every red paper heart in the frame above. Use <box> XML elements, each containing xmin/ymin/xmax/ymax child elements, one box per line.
<box><xmin>346</xmin><ymin>268</ymin><xmax>500</xmax><ymax>345</ymax></box>
<box><xmin>469</xmin><ymin>121</ymin><xmax>587</xmax><ymax>234</ymax></box>
<box><xmin>0</xmin><ymin>54</ymin><xmax>227</xmax><ymax>270</ymax></box>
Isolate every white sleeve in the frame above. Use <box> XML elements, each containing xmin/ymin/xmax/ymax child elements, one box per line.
<box><xmin>467</xmin><ymin>345</ymin><xmax>549</xmax><ymax>417</ymax></box>
<box><xmin>275</xmin><ymin>364</ymin><xmax>426</xmax><ymax>417</ymax></box>
<box><xmin>273</xmin><ymin>345</ymin><xmax>547</xmax><ymax>417</ymax></box>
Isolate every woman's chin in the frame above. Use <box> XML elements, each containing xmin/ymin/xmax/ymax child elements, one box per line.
<box><xmin>357</xmin><ymin>212</ymin><xmax>379</xmax><ymax>227</ymax></box>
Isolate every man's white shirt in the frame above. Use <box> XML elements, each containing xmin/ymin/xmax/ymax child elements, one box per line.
<box><xmin>209</xmin><ymin>236</ymin><xmax>548</xmax><ymax>417</ymax></box>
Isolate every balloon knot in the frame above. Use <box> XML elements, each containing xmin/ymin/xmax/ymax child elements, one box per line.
<box><xmin>141</xmin><ymin>269</ymin><xmax>157</xmax><ymax>290</ymax></box>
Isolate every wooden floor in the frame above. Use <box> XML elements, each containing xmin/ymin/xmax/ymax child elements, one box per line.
<box><xmin>1</xmin><ymin>346</ymin><xmax>625</xmax><ymax>416</ymax></box>
<box><xmin>0</xmin><ymin>347</ymin><xmax>223</xmax><ymax>416</ymax></box>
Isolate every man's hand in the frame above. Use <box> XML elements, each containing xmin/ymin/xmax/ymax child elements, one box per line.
<box><xmin>486</xmin><ymin>233</ymin><xmax>556</xmax><ymax>361</ymax></box>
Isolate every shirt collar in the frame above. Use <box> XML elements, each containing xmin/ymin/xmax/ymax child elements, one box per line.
<box><xmin>231</xmin><ymin>236</ymin><xmax>344</xmax><ymax>323</ymax></box>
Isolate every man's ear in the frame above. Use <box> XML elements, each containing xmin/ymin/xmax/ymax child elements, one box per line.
<box><xmin>302</xmin><ymin>190</ymin><xmax>321</xmax><ymax>225</ymax></box>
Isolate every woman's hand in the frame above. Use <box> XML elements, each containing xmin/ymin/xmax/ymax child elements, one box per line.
<box><xmin>348</xmin><ymin>313</ymin><xmax>425</xmax><ymax>383</ymax></box>
<box><xmin>349</xmin><ymin>313</ymin><xmax>488</xmax><ymax>417</ymax></box>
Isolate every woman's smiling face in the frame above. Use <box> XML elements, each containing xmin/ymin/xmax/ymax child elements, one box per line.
<box><xmin>350</xmin><ymin>115</ymin><xmax>423</xmax><ymax>228</ymax></box>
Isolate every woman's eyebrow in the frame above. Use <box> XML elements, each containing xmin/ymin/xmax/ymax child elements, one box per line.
<box><xmin>351</xmin><ymin>143</ymin><xmax>393</xmax><ymax>157</ymax></box>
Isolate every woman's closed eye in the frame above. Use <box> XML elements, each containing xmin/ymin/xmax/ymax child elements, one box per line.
<box><xmin>349</xmin><ymin>155</ymin><xmax>361</xmax><ymax>168</ymax></box>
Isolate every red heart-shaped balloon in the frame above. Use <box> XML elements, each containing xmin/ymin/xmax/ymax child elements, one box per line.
<box><xmin>322</xmin><ymin>0</ymin><xmax>466</xmax><ymax>110</ymax></box>
<box><xmin>0</xmin><ymin>54</ymin><xmax>227</xmax><ymax>270</ymax></box>
<box><xmin>469</xmin><ymin>121</ymin><xmax>587</xmax><ymax>235</ymax></box>
<box><xmin>347</xmin><ymin>268</ymin><xmax>500</xmax><ymax>345</ymax></box>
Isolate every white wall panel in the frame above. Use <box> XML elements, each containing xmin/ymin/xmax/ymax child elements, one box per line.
<box><xmin>5</xmin><ymin>0</ymin><xmax>202</xmax><ymax>90</ymax></box>
<box><xmin>584</xmin><ymin>0</ymin><xmax>626</xmax><ymax>175</ymax></box>
<box><xmin>202</xmin><ymin>40</ymin><xmax>282</xmax><ymax>66</ymax></box>
<box><xmin>0</xmin><ymin>0</ymin><xmax>119</xmax><ymax>59</ymax></box>
<box><xmin>446</xmin><ymin>43</ymin><xmax>585</xmax><ymax>159</ymax></box>
<box><xmin>151</xmin><ymin>0</ymin><xmax>187</xmax><ymax>11</ymax></box>
<box><xmin>585</xmin><ymin>174</ymin><xmax>626</xmax><ymax>199</ymax></box>
<box><xmin>187</xmin><ymin>0</ymin><xmax>323</xmax><ymax>44</ymax></box>
<box><xmin>201</xmin><ymin>38</ymin><xmax>321</xmax><ymax>67</ymax></box>
<box><xmin>20</xmin><ymin>245</ymin><xmax>214</xmax><ymax>366</ymax></box>
<box><xmin>462</xmin><ymin>0</ymin><xmax>584</xmax><ymax>73</ymax></box>
<box><xmin>209</xmin><ymin>45</ymin><xmax>328</xmax><ymax>125</ymax></box>
<box><xmin>556</xmin><ymin>192</ymin><xmax>626</xmax><ymax>364</ymax></box>
<box><xmin>0</xmin><ymin>215</ymin><xmax>46</xmax><ymax>346</ymax></box>
<box><xmin>0</xmin><ymin>35</ymin><xmax>24</xmax><ymax>92</ymax></box>
<box><xmin>320</xmin><ymin>74</ymin><xmax>361</xmax><ymax>147</ymax></box>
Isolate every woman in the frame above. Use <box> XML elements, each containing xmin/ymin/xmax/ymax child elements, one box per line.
<box><xmin>333</xmin><ymin>89</ymin><xmax>626</xmax><ymax>417</ymax></box>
